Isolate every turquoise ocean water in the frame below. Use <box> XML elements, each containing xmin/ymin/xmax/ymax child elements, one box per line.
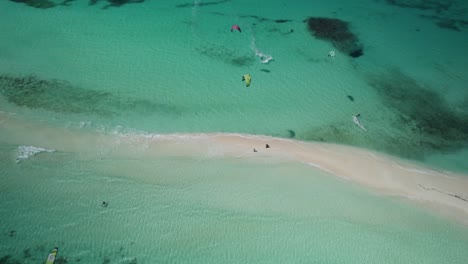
<box><xmin>1</xmin><ymin>0</ymin><xmax>468</xmax><ymax>263</ymax></box>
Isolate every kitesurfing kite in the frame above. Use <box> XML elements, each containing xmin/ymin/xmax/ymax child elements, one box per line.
<box><xmin>242</xmin><ymin>74</ymin><xmax>251</xmax><ymax>87</ymax></box>
<box><xmin>231</xmin><ymin>24</ymin><xmax>241</xmax><ymax>32</ymax></box>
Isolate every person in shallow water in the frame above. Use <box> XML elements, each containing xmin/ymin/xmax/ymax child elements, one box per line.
<box><xmin>231</xmin><ymin>24</ymin><xmax>241</xmax><ymax>32</ymax></box>
<box><xmin>101</xmin><ymin>201</ymin><xmax>108</xmax><ymax>207</ymax></box>
<box><xmin>266</xmin><ymin>144</ymin><xmax>270</xmax><ymax>148</ymax></box>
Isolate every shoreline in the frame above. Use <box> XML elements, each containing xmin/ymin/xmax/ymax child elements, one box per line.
<box><xmin>1</xmin><ymin>112</ymin><xmax>468</xmax><ymax>226</ymax></box>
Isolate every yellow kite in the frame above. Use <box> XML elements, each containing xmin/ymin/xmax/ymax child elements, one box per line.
<box><xmin>242</xmin><ymin>74</ymin><xmax>251</xmax><ymax>87</ymax></box>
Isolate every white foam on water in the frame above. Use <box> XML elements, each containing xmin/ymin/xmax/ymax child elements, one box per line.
<box><xmin>251</xmin><ymin>36</ymin><xmax>274</xmax><ymax>64</ymax></box>
<box><xmin>16</xmin><ymin>146</ymin><xmax>55</xmax><ymax>163</ymax></box>
<box><xmin>352</xmin><ymin>115</ymin><xmax>367</xmax><ymax>132</ymax></box>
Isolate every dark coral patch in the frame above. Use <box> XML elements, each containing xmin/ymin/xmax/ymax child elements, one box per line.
<box><xmin>366</xmin><ymin>69</ymin><xmax>468</xmax><ymax>153</ymax></box>
<box><xmin>176</xmin><ymin>0</ymin><xmax>230</xmax><ymax>8</ymax></box>
<box><xmin>305</xmin><ymin>17</ymin><xmax>364</xmax><ymax>58</ymax></box>
<box><xmin>385</xmin><ymin>0</ymin><xmax>452</xmax><ymax>12</ymax></box>
<box><xmin>301</xmin><ymin>69</ymin><xmax>468</xmax><ymax>160</ymax></box>
<box><xmin>0</xmin><ymin>75</ymin><xmax>182</xmax><ymax>117</ymax></box>
<box><xmin>90</xmin><ymin>0</ymin><xmax>145</xmax><ymax>9</ymax></box>
<box><xmin>196</xmin><ymin>44</ymin><xmax>255</xmax><ymax>67</ymax></box>
<box><xmin>0</xmin><ymin>255</ymin><xmax>21</xmax><ymax>264</ymax></box>
<box><xmin>386</xmin><ymin>0</ymin><xmax>467</xmax><ymax>32</ymax></box>
<box><xmin>274</xmin><ymin>19</ymin><xmax>292</xmax><ymax>23</ymax></box>
<box><xmin>10</xmin><ymin>0</ymin><xmax>146</xmax><ymax>9</ymax></box>
<box><xmin>10</xmin><ymin>0</ymin><xmax>56</xmax><ymax>9</ymax></box>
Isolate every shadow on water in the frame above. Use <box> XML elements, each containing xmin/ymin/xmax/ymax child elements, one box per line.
<box><xmin>0</xmin><ymin>74</ymin><xmax>183</xmax><ymax>117</ymax></box>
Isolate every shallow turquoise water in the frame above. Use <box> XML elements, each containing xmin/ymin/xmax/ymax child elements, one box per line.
<box><xmin>1</xmin><ymin>147</ymin><xmax>468</xmax><ymax>263</ymax></box>
<box><xmin>1</xmin><ymin>0</ymin><xmax>467</xmax><ymax>171</ymax></box>
<box><xmin>1</xmin><ymin>0</ymin><xmax>468</xmax><ymax>263</ymax></box>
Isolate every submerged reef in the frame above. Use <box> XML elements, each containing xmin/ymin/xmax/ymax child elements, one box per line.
<box><xmin>305</xmin><ymin>17</ymin><xmax>364</xmax><ymax>58</ymax></box>
<box><xmin>367</xmin><ymin>69</ymin><xmax>468</xmax><ymax>149</ymax></box>
<box><xmin>9</xmin><ymin>0</ymin><xmax>146</xmax><ymax>9</ymax></box>
<box><xmin>385</xmin><ymin>0</ymin><xmax>453</xmax><ymax>12</ymax></box>
<box><xmin>385</xmin><ymin>0</ymin><xmax>467</xmax><ymax>31</ymax></box>
<box><xmin>90</xmin><ymin>0</ymin><xmax>145</xmax><ymax>9</ymax></box>
<box><xmin>196</xmin><ymin>44</ymin><xmax>255</xmax><ymax>67</ymax></box>
<box><xmin>0</xmin><ymin>74</ymin><xmax>182</xmax><ymax>117</ymax></box>
<box><xmin>209</xmin><ymin>11</ymin><xmax>293</xmax><ymax>25</ymax></box>
<box><xmin>9</xmin><ymin>0</ymin><xmax>56</xmax><ymax>9</ymax></box>
<box><xmin>176</xmin><ymin>0</ymin><xmax>230</xmax><ymax>8</ymax></box>
<box><xmin>0</xmin><ymin>255</ymin><xmax>21</xmax><ymax>264</ymax></box>
<box><xmin>302</xmin><ymin>69</ymin><xmax>468</xmax><ymax>160</ymax></box>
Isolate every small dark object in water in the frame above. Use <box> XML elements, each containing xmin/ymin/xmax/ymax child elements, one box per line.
<box><xmin>23</xmin><ymin>248</ymin><xmax>32</xmax><ymax>259</ymax></box>
<box><xmin>260</xmin><ymin>69</ymin><xmax>271</xmax><ymax>73</ymax></box>
<box><xmin>76</xmin><ymin>258</ymin><xmax>81</xmax><ymax>262</ymax></box>
<box><xmin>8</xmin><ymin>230</ymin><xmax>16</xmax><ymax>237</ymax></box>
<box><xmin>289</xmin><ymin>29</ymin><xmax>294</xmax><ymax>33</ymax></box>
<box><xmin>349</xmin><ymin>48</ymin><xmax>363</xmax><ymax>58</ymax></box>
<box><xmin>101</xmin><ymin>201</ymin><xmax>108</xmax><ymax>207</ymax></box>
<box><xmin>266</xmin><ymin>144</ymin><xmax>270</xmax><ymax>148</ymax></box>
<box><xmin>347</xmin><ymin>95</ymin><xmax>354</xmax><ymax>102</ymax></box>
<box><xmin>253</xmin><ymin>148</ymin><xmax>257</xmax><ymax>152</ymax></box>
<box><xmin>287</xmin><ymin>130</ymin><xmax>296</xmax><ymax>138</ymax></box>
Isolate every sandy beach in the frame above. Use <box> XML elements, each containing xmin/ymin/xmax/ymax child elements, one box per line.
<box><xmin>2</xmin><ymin>112</ymin><xmax>468</xmax><ymax>226</ymax></box>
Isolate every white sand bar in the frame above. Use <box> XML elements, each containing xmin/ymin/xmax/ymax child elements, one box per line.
<box><xmin>1</xmin><ymin>113</ymin><xmax>468</xmax><ymax>226</ymax></box>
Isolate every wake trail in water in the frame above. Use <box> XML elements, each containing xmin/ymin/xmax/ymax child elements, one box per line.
<box><xmin>16</xmin><ymin>146</ymin><xmax>55</xmax><ymax>163</ymax></box>
<box><xmin>191</xmin><ymin>0</ymin><xmax>202</xmax><ymax>38</ymax></box>
<box><xmin>251</xmin><ymin>35</ymin><xmax>273</xmax><ymax>64</ymax></box>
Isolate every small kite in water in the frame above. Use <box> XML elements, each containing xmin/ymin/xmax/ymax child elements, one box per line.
<box><xmin>231</xmin><ymin>24</ymin><xmax>241</xmax><ymax>32</ymax></box>
<box><xmin>242</xmin><ymin>74</ymin><xmax>251</xmax><ymax>87</ymax></box>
